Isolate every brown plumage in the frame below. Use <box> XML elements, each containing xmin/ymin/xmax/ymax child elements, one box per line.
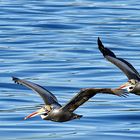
<box><xmin>61</xmin><ymin>88</ymin><xmax>127</xmax><ymax>112</ymax></box>
<box><xmin>12</xmin><ymin>77</ymin><xmax>127</xmax><ymax>122</ymax></box>
<box><xmin>98</xmin><ymin>37</ymin><xmax>140</xmax><ymax>95</ymax></box>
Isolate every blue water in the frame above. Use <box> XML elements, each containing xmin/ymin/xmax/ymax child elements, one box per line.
<box><xmin>1</xmin><ymin>0</ymin><xmax>140</xmax><ymax>139</ymax></box>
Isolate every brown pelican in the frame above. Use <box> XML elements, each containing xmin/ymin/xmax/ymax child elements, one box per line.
<box><xmin>12</xmin><ymin>77</ymin><xmax>127</xmax><ymax>122</ymax></box>
<box><xmin>98</xmin><ymin>37</ymin><xmax>140</xmax><ymax>95</ymax></box>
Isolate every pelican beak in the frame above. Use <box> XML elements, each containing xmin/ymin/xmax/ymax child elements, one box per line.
<box><xmin>117</xmin><ymin>82</ymin><xmax>131</xmax><ymax>89</ymax></box>
<box><xmin>24</xmin><ymin>108</ymin><xmax>46</xmax><ymax>120</ymax></box>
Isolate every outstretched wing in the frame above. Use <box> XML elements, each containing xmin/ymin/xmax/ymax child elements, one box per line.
<box><xmin>98</xmin><ymin>37</ymin><xmax>140</xmax><ymax>80</ymax></box>
<box><xmin>61</xmin><ymin>88</ymin><xmax>127</xmax><ymax>112</ymax></box>
<box><xmin>12</xmin><ymin>77</ymin><xmax>61</xmax><ymax>107</ymax></box>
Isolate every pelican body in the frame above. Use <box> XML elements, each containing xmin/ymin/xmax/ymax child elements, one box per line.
<box><xmin>98</xmin><ymin>37</ymin><xmax>140</xmax><ymax>95</ymax></box>
<box><xmin>12</xmin><ymin>77</ymin><xmax>126</xmax><ymax>122</ymax></box>
<box><xmin>41</xmin><ymin>109</ymin><xmax>81</xmax><ymax>122</ymax></box>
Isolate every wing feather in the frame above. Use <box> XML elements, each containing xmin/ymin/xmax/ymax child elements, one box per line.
<box><xmin>98</xmin><ymin>37</ymin><xmax>140</xmax><ymax>80</ymax></box>
<box><xmin>12</xmin><ymin>77</ymin><xmax>61</xmax><ymax>107</ymax></box>
<box><xmin>61</xmin><ymin>88</ymin><xmax>126</xmax><ymax>112</ymax></box>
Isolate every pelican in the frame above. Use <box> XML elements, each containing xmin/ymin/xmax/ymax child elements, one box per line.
<box><xmin>98</xmin><ymin>37</ymin><xmax>140</xmax><ymax>95</ymax></box>
<box><xmin>12</xmin><ymin>77</ymin><xmax>127</xmax><ymax>122</ymax></box>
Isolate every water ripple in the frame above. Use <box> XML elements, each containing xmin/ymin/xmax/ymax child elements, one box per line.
<box><xmin>1</xmin><ymin>0</ymin><xmax>140</xmax><ymax>140</ymax></box>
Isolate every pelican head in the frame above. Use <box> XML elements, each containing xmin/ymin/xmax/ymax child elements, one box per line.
<box><xmin>24</xmin><ymin>105</ymin><xmax>50</xmax><ymax>120</ymax></box>
<box><xmin>118</xmin><ymin>79</ymin><xmax>138</xmax><ymax>92</ymax></box>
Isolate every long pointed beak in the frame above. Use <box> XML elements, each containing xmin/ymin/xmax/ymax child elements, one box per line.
<box><xmin>24</xmin><ymin>108</ymin><xmax>47</xmax><ymax>120</ymax></box>
<box><xmin>117</xmin><ymin>82</ymin><xmax>130</xmax><ymax>89</ymax></box>
<box><xmin>24</xmin><ymin>111</ymin><xmax>39</xmax><ymax>120</ymax></box>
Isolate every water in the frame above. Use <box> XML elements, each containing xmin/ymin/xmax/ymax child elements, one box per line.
<box><xmin>0</xmin><ymin>0</ymin><xmax>140</xmax><ymax>139</ymax></box>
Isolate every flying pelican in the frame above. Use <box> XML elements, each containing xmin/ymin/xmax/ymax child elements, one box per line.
<box><xmin>98</xmin><ymin>37</ymin><xmax>140</xmax><ymax>95</ymax></box>
<box><xmin>12</xmin><ymin>77</ymin><xmax>127</xmax><ymax>122</ymax></box>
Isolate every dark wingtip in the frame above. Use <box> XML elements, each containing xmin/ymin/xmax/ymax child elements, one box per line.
<box><xmin>97</xmin><ymin>37</ymin><xmax>106</xmax><ymax>56</ymax></box>
<box><xmin>12</xmin><ymin>76</ymin><xmax>20</xmax><ymax>84</ymax></box>
<box><xmin>12</xmin><ymin>76</ymin><xmax>18</xmax><ymax>81</ymax></box>
<box><xmin>97</xmin><ymin>37</ymin><xmax>103</xmax><ymax>47</ymax></box>
<box><xmin>97</xmin><ymin>37</ymin><xmax>116</xmax><ymax>58</ymax></box>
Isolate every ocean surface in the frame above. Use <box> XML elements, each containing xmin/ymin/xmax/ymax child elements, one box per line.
<box><xmin>1</xmin><ymin>0</ymin><xmax>140</xmax><ymax>140</ymax></box>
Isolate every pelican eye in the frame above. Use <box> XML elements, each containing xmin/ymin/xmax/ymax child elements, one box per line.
<box><xmin>43</xmin><ymin>106</ymin><xmax>46</xmax><ymax>110</ymax></box>
<box><xmin>42</xmin><ymin>106</ymin><xmax>49</xmax><ymax>112</ymax></box>
<box><xmin>130</xmin><ymin>79</ymin><xmax>138</xmax><ymax>85</ymax></box>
